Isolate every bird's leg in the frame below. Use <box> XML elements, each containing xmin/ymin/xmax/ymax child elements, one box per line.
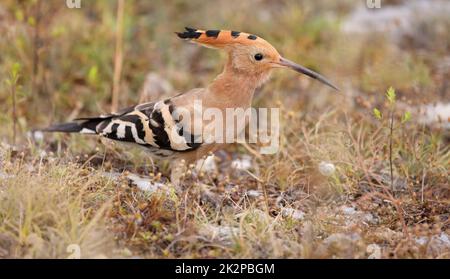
<box><xmin>170</xmin><ymin>159</ymin><xmax>187</xmax><ymax>190</ymax></box>
<box><xmin>148</xmin><ymin>156</ymin><xmax>156</xmax><ymax>174</ymax></box>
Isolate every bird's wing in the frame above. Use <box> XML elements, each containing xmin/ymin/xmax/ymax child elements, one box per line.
<box><xmin>95</xmin><ymin>99</ymin><xmax>202</xmax><ymax>152</ymax></box>
<box><xmin>42</xmin><ymin>88</ymin><xmax>208</xmax><ymax>156</ymax></box>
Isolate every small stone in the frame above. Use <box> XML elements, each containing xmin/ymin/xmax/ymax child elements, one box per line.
<box><xmin>195</xmin><ymin>155</ymin><xmax>218</xmax><ymax>173</ymax></box>
<box><xmin>231</xmin><ymin>156</ymin><xmax>252</xmax><ymax>171</ymax></box>
<box><xmin>438</xmin><ymin>232</ymin><xmax>450</xmax><ymax>247</ymax></box>
<box><xmin>367</xmin><ymin>244</ymin><xmax>382</xmax><ymax>259</ymax></box>
<box><xmin>27</xmin><ymin>130</ymin><xmax>44</xmax><ymax>142</ymax></box>
<box><xmin>341</xmin><ymin>206</ymin><xmax>357</xmax><ymax>215</ymax></box>
<box><xmin>246</xmin><ymin>190</ymin><xmax>262</xmax><ymax>198</ymax></box>
<box><xmin>319</xmin><ymin>161</ymin><xmax>336</xmax><ymax>176</ymax></box>
<box><xmin>363</xmin><ymin>213</ymin><xmax>376</xmax><ymax>224</ymax></box>
<box><xmin>127</xmin><ymin>174</ymin><xmax>167</xmax><ymax>193</ymax></box>
<box><xmin>281</xmin><ymin>208</ymin><xmax>305</xmax><ymax>220</ymax></box>
<box><xmin>415</xmin><ymin>236</ymin><xmax>428</xmax><ymax>246</ymax></box>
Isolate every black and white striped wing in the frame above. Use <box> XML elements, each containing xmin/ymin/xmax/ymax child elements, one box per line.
<box><xmin>96</xmin><ymin>100</ymin><xmax>202</xmax><ymax>153</ymax></box>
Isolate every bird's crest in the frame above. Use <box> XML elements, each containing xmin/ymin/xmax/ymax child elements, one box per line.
<box><xmin>176</xmin><ymin>27</ymin><xmax>264</xmax><ymax>48</ymax></box>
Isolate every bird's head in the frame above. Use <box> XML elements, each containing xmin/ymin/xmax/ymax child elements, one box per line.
<box><xmin>177</xmin><ymin>27</ymin><xmax>339</xmax><ymax>90</ymax></box>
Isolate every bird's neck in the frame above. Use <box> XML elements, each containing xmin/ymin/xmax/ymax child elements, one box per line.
<box><xmin>207</xmin><ymin>59</ymin><xmax>270</xmax><ymax>109</ymax></box>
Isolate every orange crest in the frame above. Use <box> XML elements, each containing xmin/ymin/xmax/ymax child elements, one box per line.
<box><xmin>176</xmin><ymin>27</ymin><xmax>269</xmax><ymax>49</ymax></box>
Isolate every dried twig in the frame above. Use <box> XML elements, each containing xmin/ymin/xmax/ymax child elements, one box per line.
<box><xmin>111</xmin><ymin>0</ymin><xmax>125</xmax><ymax>112</ymax></box>
<box><xmin>421</xmin><ymin>169</ymin><xmax>426</xmax><ymax>204</ymax></box>
<box><xmin>11</xmin><ymin>79</ymin><xmax>17</xmax><ymax>145</ymax></box>
<box><xmin>388</xmin><ymin>108</ymin><xmax>395</xmax><ymax>192</ymax></box>
<box><xmin>31</xmin><ymin>0</ymin><xmax>41</xmax><ymax>97</ymax></box>
<box><xmin>7</xmin><ymin>63</ymin><xmax>20</xmax><ymax>146</ymax></box>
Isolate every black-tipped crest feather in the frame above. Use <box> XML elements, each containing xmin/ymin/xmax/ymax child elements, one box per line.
<box><xmin>176</xmin><ymin>27</ymin><xmax>202</xmax><ymax>39</ymax></box>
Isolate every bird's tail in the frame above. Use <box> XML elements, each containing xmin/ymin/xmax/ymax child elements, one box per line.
<box><xmin>40</xmin><ymin>117</ymin><xmax>108</xmax><ymax>134</ymax></box>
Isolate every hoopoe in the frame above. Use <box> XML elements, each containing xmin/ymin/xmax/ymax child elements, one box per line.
<box><xmin>42</xmin><ymin>27</ymin><xmax>338</xmax><ymax>185</ymax></box>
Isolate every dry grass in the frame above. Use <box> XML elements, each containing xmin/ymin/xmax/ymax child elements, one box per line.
<box><xmin>0</xmin><ymin>0</ymin><xmax>449</xmax><ymax>258</ymax></box>
<box><xmin>0</xmin><ymin>148</ymin><xmax>117</xmax><ymax>258</ymax></box>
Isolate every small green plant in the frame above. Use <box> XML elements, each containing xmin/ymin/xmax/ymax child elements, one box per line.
<box><xmin>373</xmin><ymin>87</ymin><xmax>411</xmax><ymax>192</ymax></box>
<box><xmin>88</xmin><ymin>65</ymin><xmax>99</xmax><ymax>87</ymax></box>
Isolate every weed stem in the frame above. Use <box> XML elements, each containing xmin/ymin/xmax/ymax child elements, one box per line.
<box><xmin>389</xmin><ymin>108</ymin><xmax>394</xmax><ymax>193</ymax></box>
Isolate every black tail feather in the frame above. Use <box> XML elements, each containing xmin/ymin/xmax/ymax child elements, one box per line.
<box><xmin>40</xmin><ymin>118</ymin><xmax>106</xmax><ymax>134</ymax></box>
<box><xmin>41</xmin><ymin>122</ymin><xmax>85</xmax><ymax>133</ymax></box>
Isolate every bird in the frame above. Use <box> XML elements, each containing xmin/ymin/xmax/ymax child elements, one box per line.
<box><xmin>41</xmin><ymin>27</ymin><xmax>339</xmax><ymax>185</ymax></box>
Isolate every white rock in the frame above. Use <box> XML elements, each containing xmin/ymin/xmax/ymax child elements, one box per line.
<box><xmin>246</xmin><ymin>190</ymin><xmax>262</xmax><ymax>198</ymax></box>
<box><xmin>231</xmin><ymin>156</ymin><xmax>252</xmax><ymax>171</ymax></box>
<box><xmin>102</xmin><ymin>172</ymin><xmax>169</xmax><ymax>194</ymax></box>
<box><xmin>101</xmin><ymin>171</ymin><xmax>120</xmax><ymax>180</ymax></box>
<box><xmin>363</xmin><ymin>213</ymin><xmax>376</xmax><ymax>224</ymax></box>
<box><xmin>367</xmin><ymin>244</ymin><xmax>382</xmax><ymax>259</ymax></box>
<box><xmin>27</xmin><ymin>130</ymin><xmax>44</xmax><ymax>142</ymax></box>
<box><xmin>126</xmin><ymin>174</ymin><xmax>167</xmax><ymax>193</ymax></box>
<box><xmin>319</xmin><ymin>161</ymin><xmax>336</xmax><ymax>176</ymax></box>
<box><xmin>438</xmin><ymin>232</ymin><xmax>450</xmax><ymax>247</ymax></box>
<box><xmin>341</xmin><ymin>206</ymin><xmax>357</xmax><ymax>215</ymax></box>
<box><xmin>281</xmin><ymin>208</ymin><xmax>305</xmax><ymax>221</ymax></box>
<box><xmin>415</xmin><ymin>236</ymin><xmax>429</xmax><ymax>246</ymax></box>
<box><xmin>195</xmin><ymin>155</ymin><xmax>218</xmax><ymax>173</ymax></box>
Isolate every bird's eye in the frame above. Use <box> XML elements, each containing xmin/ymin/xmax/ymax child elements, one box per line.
<box><xmin>254</xmin><ymin>53</ymin><xmax>264</xmax><ymax>61</ymax></box>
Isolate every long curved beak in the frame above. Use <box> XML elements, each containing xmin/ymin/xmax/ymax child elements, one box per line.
<box><xmin>277</xmin><ymin>57</ymin><xmax>339</xmax><ymax>91</ymax></box>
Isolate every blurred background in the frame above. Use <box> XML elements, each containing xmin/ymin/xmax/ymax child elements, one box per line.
<box><xmin>0</xmin><ymin>0</ymin><xmax>448</xmax><ymax>141</ymax></box>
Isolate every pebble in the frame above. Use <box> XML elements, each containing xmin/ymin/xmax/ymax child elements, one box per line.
<box><xmin>281</xmin><ymin>208</ymin><xmax>305</xmax><ymax>220</ymax></box>
<box><xmin>231</xmin><ymin>156</ymin><xmax>252</xmax><ymax>171</ymax></box>
<box><xmin>318</xmin><ymin>161</ymin><xmax>336</xmax><ymax>176</ymax></box>
<box><xmin>195</xmin><ymin>155</ymin><xmax>218</xmax><ymax>173</ymax></box>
